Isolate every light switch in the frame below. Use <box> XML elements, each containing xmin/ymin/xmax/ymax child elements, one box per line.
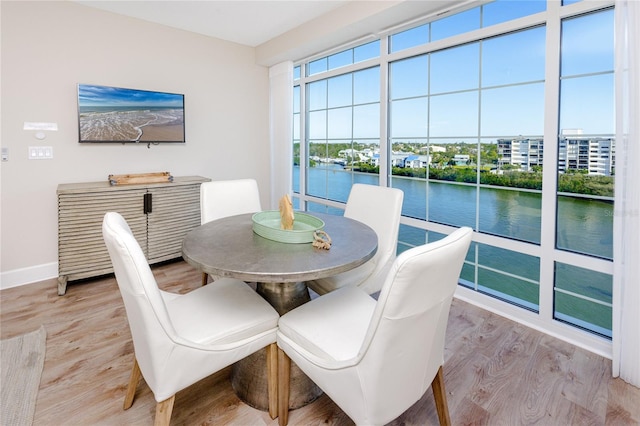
<box><xmin>28</xmin><ymin>146</ymin><xmax>53</xmax><ymax>159</ymax></box>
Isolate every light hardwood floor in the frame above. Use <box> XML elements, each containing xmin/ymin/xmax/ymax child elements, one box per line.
<box><xmin>1</xmin><ymin>260</ymin><xmax>638</xmax><ymax>425</ymax></box>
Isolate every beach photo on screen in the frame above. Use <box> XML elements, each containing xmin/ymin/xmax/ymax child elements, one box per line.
<box><xmin>77</xmin><ymin>84</ymin><xmax>185</xmax><ymax>143</ymax></box>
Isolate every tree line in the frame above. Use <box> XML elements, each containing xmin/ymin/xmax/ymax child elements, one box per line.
<box><xmin>295</xmin><ymin>142</ymin><xmax>614</xmax><ymax>197</ymax></box>
<box><xmin>357</xmin><ymin>164</ymin><xmax>614</xmax><ymax>197</ymax></box>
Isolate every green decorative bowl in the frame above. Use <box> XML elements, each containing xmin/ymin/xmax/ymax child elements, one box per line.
<box><xmin>252</xmin><ymin>211</ymin><xmax>324</xmax><ymax>243</ymax></box>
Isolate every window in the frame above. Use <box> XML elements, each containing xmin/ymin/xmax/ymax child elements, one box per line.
<box><xmin>554</xmin><ymin>262</ymin><xmax>612</xmax><ymax>336</ymax></box>
<box><xmin>307</xmin><ymin>41</ymin><xmax>380</xmax><ymax>76</ymax></box>
<box><xmin>387</xmin><ymin>24</ymin><xmax>546</xmax><ymax>310</ymax></box>
<box><xmin>293</xmin><ymin>0</ymin><xmax>614</xmax><ymax>348</ymax></box>
<box><xmin>555</xmin><ymin>8</ymin><xmax>614</xmax><ymax>336</ymax></box>
<box><xmin>304</xmin><ymin>67</ymin><xmax>380</xmax><ymax>205</ymax></box>
<box><xmin>389</xmin><ymin>0</ymin><xmax>546</xmax><ymax>53</ymax></box>
<box><xmin>557</xmin><ymin>9</ymin><xmax>614</xmax><ymax>259</ymax></box>
<box><xmin>293</xmin><ymin>82</ymin><xmax>301</xmax><ymax>198</ymax></box>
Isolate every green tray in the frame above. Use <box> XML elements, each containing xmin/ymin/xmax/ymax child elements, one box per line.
<box><xmin>252</xmin><ymin>211</ymin><xmax>324</xmax><ymax>243</ymax></box>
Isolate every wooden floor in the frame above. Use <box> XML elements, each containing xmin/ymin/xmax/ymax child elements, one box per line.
<box><xmin>1</xmin><ymin>260</ymin><xmax>638</xmax><ymax>425</ymax></box>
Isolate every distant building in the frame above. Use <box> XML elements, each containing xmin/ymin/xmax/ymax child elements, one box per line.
<box><xmin>404</xmin><ymin>154</ymin><xmax>430</xmax><ymax>168</ymax></box>
<box><xmin>361</xmin><ymin>148</ymin><xmax>378</xmax><ymax>158</ymax></box>
<box><xmin>558</xmin><ymin>137</ymin><xmax>614</xmax><ymax>176</ymax></box>
<box><xmin>338</xmin><ymin>148</ymin><xmax>359</xmax><ymax>159</ymax></box>
<box><xmin>497</xmin><ymin>138</ymin><xmax>543</xmax><ymax>171</ymax></box>
<box><xmin>370</xmin><ymin>153</ymin><xmax>403</xmax><ymax>167</ymax></box>
<box><xmin>392</xmin><ymin>153</ymin><xmax>411</xmax><ymax>167</ymax></box>
<box><xmin>497</xmin><ymin>136</ymin><xmax>614</xmax><ymax>176</ymax></box>
<box><xmin>453</xmin><ymin>154</ymin><xmax>470</xmax><ymax>166</ymax></box>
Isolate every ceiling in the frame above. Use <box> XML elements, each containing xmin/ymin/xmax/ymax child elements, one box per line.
<box><xmin>75</xmin><ymin>0</ymin><xmax>350</xmax><ymax>47</ymax></box>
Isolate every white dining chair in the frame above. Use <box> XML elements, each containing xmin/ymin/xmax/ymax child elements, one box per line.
<box><xmin>277</xmin><ymin>227</ymin><xmax>473</xmax><ymax>426</ymax></box>
<box><xmin>200</xmin><ymin>178</ymin><xmax>262</xmax><ymax>284</ymax></box>
<box><xmin>200</xmin><ymin>178</ymin><xmax>262</xmax><ymax>224</ymax></box>
<box><xmin>102</xmin><ymin>212</ymin><xmax>279</xmax><ymax>426</ymax></box>
<box><xmin>306</xmin><ymin>183</ymin><xmax>404</xmax><ymax>296</ymax></box>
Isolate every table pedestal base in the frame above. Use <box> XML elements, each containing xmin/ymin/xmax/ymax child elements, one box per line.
<box><xmin>231</xmin><ymin>349</ymin><xmax>323</xmax><ymax>410</ymax></box>
<box><xmin>231</xmin><ymin>281</ymin><xmax>322</xmax><ymax>411</ymax></box>
<box><xmin>256</xmin><ymin>281</ymin><xmax>311</xmax><ymax>316</ymax></box>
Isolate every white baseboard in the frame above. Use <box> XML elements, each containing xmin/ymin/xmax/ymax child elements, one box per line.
<box><xmin>0</xmin><ymin>262</ymin><xmax>58</xmax><ymax>290</ymax></box>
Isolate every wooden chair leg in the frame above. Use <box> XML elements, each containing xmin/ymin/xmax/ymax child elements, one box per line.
<box><xmin>431</xmin><ymin>365</ymin><xmax>451</xmax><ymax>426</ymax></box>
<box><xmin>124</xmin><ymin>358</ymin><xmax>142</xmax><ymax>410</ymax></box>
<box><xmin>277</xmin><ymin>348</ymin><xmax>291</xmax><ymax>426</ymax></box>
<box><xmin>201</xmin><ymin>272</ymin><xmax>209</xmax><ymax>286</ymax></box>
<box><xmin>267</xmin><ymin>343</ymin><xmax>278</xmax><ymax>419</ymax></box>
<box><xmin>154</xmin><ymin>395</ymin><xmax>175</xmax><ymax>426</ymax></box>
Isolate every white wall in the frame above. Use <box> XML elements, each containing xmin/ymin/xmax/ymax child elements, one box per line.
<box><xmin>255</xmin><ymin>0</ymin><xmax>466</xmax><ymax>66</ymax></box>
<box><xmin>0</xmin><ymin>1</ymin><xmax>270</xmax><ymax>287</ymax></box>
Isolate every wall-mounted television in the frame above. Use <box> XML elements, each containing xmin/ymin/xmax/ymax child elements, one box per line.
<box><xmin>77</xmin><ymin>84</ymin><xmax>185</xmax><ymax>144</ymax></box>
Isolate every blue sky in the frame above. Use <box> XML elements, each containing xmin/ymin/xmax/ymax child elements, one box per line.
<box><xmin>303</xmin><ymin>2</ymin><xmax>614</xmax><ymax>143</ymax></box>
<box><xmin>78</xmin><ymin>84</ymin><xmax>184</xmax><ymax>108</ymax></box>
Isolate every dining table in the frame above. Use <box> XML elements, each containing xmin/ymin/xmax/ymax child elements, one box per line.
<box><xmin>181</xmin><ymin>211</ymin><xmax>378</xmax><ymax>411</ymax></box>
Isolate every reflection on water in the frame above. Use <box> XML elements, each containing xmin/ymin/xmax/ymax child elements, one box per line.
<box><xmin>557</xmin><ymin>195</ymin><xmax>613</xmax><ymax>259</ymax></box>
<box><xmin>480</xmin><ymin>187</ymin><xmax>542</xmax><ymax>244</ymax></box>
<box><xmin>301</xmin><ymin>164</ymin><xmax>613</xmax><ymax>259</ymax></box>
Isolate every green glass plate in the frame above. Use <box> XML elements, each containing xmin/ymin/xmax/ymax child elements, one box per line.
<box><xmin>252</xmin><ymin>211</ymin><xmax>324</xmax><ymax>243</ymax></box>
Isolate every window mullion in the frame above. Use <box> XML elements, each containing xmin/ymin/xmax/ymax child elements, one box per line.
<box><xmin>539</xmin><ymin>0</ymin><xmax>562</xmax><ymax>323</ymax></box>
<box><xmin>379</xmin><ymin>36</ymin><xmax>390</xmax><ymax>187</ymax></box>
<box><xmin>299</xmin><ymin>65</ymin><xmax>307</xmax><ymax>204</ymax></box>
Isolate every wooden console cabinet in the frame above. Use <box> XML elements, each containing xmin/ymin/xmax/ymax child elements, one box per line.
<box><xmin>57</xmin><ymin>176</ymin><xmax>210</xmax><ymax>295</ymax></box>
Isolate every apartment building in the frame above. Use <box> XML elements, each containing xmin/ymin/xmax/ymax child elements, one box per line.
<box><xmin>498</xmin><ymin>137</ymin><xmax>614</xmax><ymax>175</ymax></box>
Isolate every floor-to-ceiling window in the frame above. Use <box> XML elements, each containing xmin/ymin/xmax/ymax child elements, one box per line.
<box><xmin>554</xmin><ymin>7</ymin><xmax>614</xmax><ymax>337</ymax></box>
<box><xmin>292</xmin><ymin>0</ymin><xmax>614</xmax><ymax>355</ymax></box>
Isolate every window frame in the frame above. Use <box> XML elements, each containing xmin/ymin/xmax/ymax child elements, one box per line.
<box><xmin>292</xmin><ymin>0</ymin><xmax>615</xmax><ymax>357</ymax></box>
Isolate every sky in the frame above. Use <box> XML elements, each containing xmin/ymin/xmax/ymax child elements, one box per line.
<box><xmin>300</xmin><ymin>1</ymin><xmax>614</xmax><ymax>144</ymax></box>
<box><xmin>78</xmin><ymin>84</ymin><xmax>184</xmax><ymax>108</ymax></box>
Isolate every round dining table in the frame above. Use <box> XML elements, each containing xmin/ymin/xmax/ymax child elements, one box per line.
<box><xmin>181</xmin><ymin>211</ymin><xmax>378</xmax><ymax>411</ymax></box>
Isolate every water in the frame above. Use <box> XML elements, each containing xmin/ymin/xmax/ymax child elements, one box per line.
<box><xmin>297</xmin><ymin>164</ymin><xmax>613</xmax><ymax>258</ymax></box>
<box><xmin>295</xmin><ymin>164</ymin><xmax>614</xmax><ymax>336</ymax></box>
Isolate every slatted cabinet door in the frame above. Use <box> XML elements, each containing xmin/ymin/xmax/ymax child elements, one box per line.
<box><xmin>146</xmin><ymin>184</ymin><xmax>202</xmax><ymax>263</ymax></box>
<box><xmin>58</xmin><ymin>188</ymin><xmax>148</xmax><ymax>295</ymax></box>
<box><xmin>57</xmin><ymin>176</ymin><xmax>209</xmax><ymax>295</ymax></box>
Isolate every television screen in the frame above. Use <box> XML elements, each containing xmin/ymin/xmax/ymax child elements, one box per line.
<box><xmin>77</xmin><ymin>84</ymin><xmax>185</xmax><ymax>143</ymax></box>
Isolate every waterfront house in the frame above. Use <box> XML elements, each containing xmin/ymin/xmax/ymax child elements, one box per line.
<box><xmin>404</xmin><ymin>154</ymin><xmax>430</xmax><ymax>169</ymax></box>
<box><xmin>453</xmin><ymin>154</ymin><xmax>470</xmax><ymax>166</ymax></box>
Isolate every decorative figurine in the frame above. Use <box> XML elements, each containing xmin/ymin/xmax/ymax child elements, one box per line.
<box><xmin>279</xmin><ymin>194</ymin><xmax>295</xmax><ymax>230</ymax></box>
